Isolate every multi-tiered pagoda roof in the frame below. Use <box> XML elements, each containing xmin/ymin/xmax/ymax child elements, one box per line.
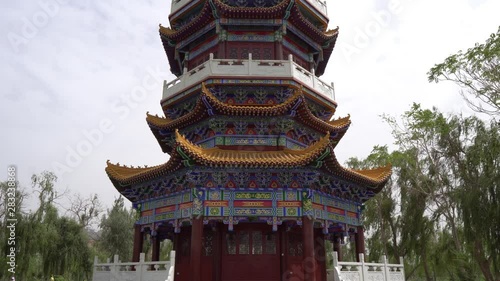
<box><xmin>105</xmin><ymin>1</ymin><xmax>390</xmax><ymax>280</ymax></box>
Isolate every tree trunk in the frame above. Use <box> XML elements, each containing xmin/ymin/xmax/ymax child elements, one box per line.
<box><xmin>473</xmin><ymin>240</ymin><xmax>494</xmax><ymax>281</ymax></box>
<box><xmin>422</xmin><ymin>246</ymin><xmax>433</xmax><ymax>281</ymax></box>
<box><xmin>388</xmin><ymin>218</ymin><xmax>399</xmax><ymax>260</ymax></box>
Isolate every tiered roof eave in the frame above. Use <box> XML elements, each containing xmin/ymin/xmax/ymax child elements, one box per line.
<box><xmin>146</xmin><ymin>84</ymin><xmax>351</xmax><ymax>153</ymax></box>
<box><xmin>159</xmin><ymin>0</ymin><xmax>338</xmax><ymax>76</ymax></box>
<box><xmin>105</xmin><ymin>130</ymin><xmax>392</xmax><ymax>198</ymax></box>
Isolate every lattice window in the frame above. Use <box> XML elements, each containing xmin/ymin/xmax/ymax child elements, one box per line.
<box><xmin>241</xmin><ymin>48</ymin><xmax>249</xmax><ymax>59</ymax></box>
<box><xmin>239</xmin><ymin>231</ymin><xmax>250</xmax><ymax>254</ymax></box>
<box><xmin>252</xmin><ymin>48</ymin><xmax>261</xmax><ymax>59</ymax></box>
<box><xmin>263</xmin><ymin>48</ymin><xmax>272</xmax><ymax>60</ymax></box>
<box><xmin>229</xmin><ymin>48</ymin><xmax>238</xmax><ymax>59</ymax></box>
<box><xmin>180</xmin><ymin>234</ymin><xmax>191</xmax><ymax>257</ymax></box>
<box><xmin>203</xmin><ymin>230</ymin><xmax>214</xmax><ymax>256</ymax></box>
<box><xmin>287</xmin><ymin>232</ymin><xmax>303</xmax><ymax>256</ymax></box>
<box><xmin>252</xmin><ymin>231</ymin><xmax>263</xmax><ymax>254</ymax></box>
<box><xmin>225</xmin><ymin>230</ymin><xmax>277</xmax><ymax>256</ymax></box>
<box><xmin>226</xmin><ymin>233</ymin><xmax>236</xmax><ymax>254</ymax></box>
<box><xmin>264</xmin><ymin>233</ymin><xmax>277</xmax><ymax>254</ymax></box>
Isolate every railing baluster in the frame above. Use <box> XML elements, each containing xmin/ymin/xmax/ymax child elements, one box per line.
<box><xmin>330</xmin><ymin>251</ymin><xmax>406</xmax><ymax>281</ymax></box>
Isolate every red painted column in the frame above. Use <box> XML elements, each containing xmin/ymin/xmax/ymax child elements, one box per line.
<box><xmin>302</xmin><ymin>216</ymin><xmax>316</xmax><ymax>281</ymax></box>
<box><xmin>276</xmin><ymin>41</ymin><xmax>283</xmax><ymax>60</ymax></box>
<box><xmin>214</xmin><ymin>223</ymin><xmax>222</xmax><ymax>281</ymax></box>
<box><xmin>314</xmin><ymin>230</ymin><xmax>327</xmax><ymax>281</ymax></box>
<box><xmin>190</xmin><ymin>217</ymin><xmax>204</xmax><ymax>281</ymax></box>
<box><xmin>132</xmin><ymin>225</ymin><xmax>144</xmax><ymax>262</ymax></box>
<box><xmin>279</xmin><ymin>225</ymin><xmax>287</xmax><ymax>278</ymax></box>
<box><xmin>333</xmin><ymin>235</ymin><xmax>342</xmax><ymax>262</ymax></box>
<box><xmin>218</xmin><ymin>40</ymin><xmax>225</xmax><ymax>59</ymax></box>
<box><xmin>355</xmin><ymin>226</ymin><xmax>365</xmax><ymax>262</ymax></box>
<box><xmin>152</xmin><ymin>234</ymin><xmax>160</xmax><ymax>262</ymax></box>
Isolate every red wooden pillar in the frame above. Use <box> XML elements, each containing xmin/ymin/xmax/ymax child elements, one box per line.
<box><xmin>279</xmin><ymin>225</ymin><xmax>286</xmax><ymax>278</ymax></box>
<box><xmin>132</xmin><ymin>225</ymin><xmax>144</xmax><ymax>262</ymax></box>
<box><xmin>355</xmin><ymin>226</ymin><xmax>365</xmax><ymax>262</ymax></box>
<box><xmin>152</xmin><ymin>234</ymin><xmax>160</xmax><ymax>262</ymax></box>
<box><xmin>190</xmin><ymin>217</ymin><xmax>204</xmax><ymax>281</ymax></box>
<box><xmin>333</xmin><ymin>235</ymin><xmax>342</xmax><ymax>262</ymax></box>
<box><xmin>214</xmin><ymin>223</ymin><xmax>222</xmax><ymax>281</ymax></box>
<box><xmin>219</xmin><ymin>40</ymin><xmax>226</xmax><ymax>59</ymax></box>
<box><xmin>314</xmin><ymin>230</ymin><xmax>327</xmax><ymax>281</ymax></box>
<box><xmin>302</xmin><ymin>216</ymin><xmax>316</xmax><ymax>281</ymax></box>
<box><xmin>275</xmin><ymin>39</ymin><xmax>283</xmax><ymax>60</ymax></box>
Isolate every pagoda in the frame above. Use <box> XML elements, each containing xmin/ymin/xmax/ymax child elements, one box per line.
<box><xmin>105</xmin><ymin>0</ymin><xmax>391</xmax><ymax>281</ymax></box>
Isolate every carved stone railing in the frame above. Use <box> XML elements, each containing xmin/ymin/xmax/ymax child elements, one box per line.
<box><xmin>304</xmin><ymin>0</ymin><xmax>328</xmax><ymax>17</ymax></box>
<box><xmin>163</xmin><ymin>53</ymin><xmax>335</xmax><ymax>102</ymax></box>
<box><xmin>327</xmin><ymin>252</ymin><xmax>405</xmax><ymax>281</ymax></box>
<box><xmin>92</xmin><ymin>251</ymin><xmax>175</xmax><ymax>281</ymax></box>
<box><xmin>172</xmin><ymin>0</ymin><xmax>327</xmax><ymax>17</ymax></box>
<box><xmin>171</xmin><ymin>0</ymin><xmax>196</xmax><ymax>15</ymax></box>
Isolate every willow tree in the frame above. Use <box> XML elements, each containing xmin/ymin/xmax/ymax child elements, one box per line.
<box><xmin>98</xmin><ymin>196</ymin><xmax>135</xmax><ymax>261</ymax></box>
<box><xmin>346</xmin><ymin>146</ymin><xmax>401</xmax><ymax>263</ymax></box>
<box><xmin>456</xmin><ymin>118</ymin><xmax>500</xmax><ymax>280</ymax></box>
<box><xmin>7</xmin><ymin>172</ymin><xmax>93</xmax><ymax>281</ymax></box>
<box><xmin>384</xmin><ymin>104</ymin><xmax>499</xmax><ymax>280</ymax></box>
<box><xmin>347</xmin><ymin>146</ymin><xmax>440</xmax><ymax>280</ymax></box>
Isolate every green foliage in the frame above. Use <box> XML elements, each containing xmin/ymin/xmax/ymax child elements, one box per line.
<box><xmin>0</xmin><ymin>172</ymin><xmax>133</xmax><ymax>281</ymax></box>
<box><xmin>97</xmin><ymin>196</ymin><xmax>135</xmax><ymax>261</ymax></box>
<box><xmin>428</xmin><ymin>26</ymin><xmax>500</xmax><ymax>116</ymax></box>
<box><xmin>353</xmin><ymin>104</ymin><xmax>499</xmax><ymax>280</ymax></box>
<box><xmin>9</xmin><ymin>172</ymin><xmax>93</xmax><ymax>280</ymax></box>
<box><xmin>458</xmin><ymin>118</ymin><xmax>500</xmax><ymax>280</ymax></box>
<box><xmin>160</xmin><ymin>239</ymin><xmax>174</xmax><ymax>261</ymax></box>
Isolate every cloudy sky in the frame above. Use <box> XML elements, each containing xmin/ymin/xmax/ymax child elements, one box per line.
<box><xmin>1</xmin><ymin>0</ymin><xmax>498</xmax><ymax>212</ymax></box>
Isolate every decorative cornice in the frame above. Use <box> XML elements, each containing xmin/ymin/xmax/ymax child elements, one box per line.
<box><xmin>147</xmin><ymin>83</ymin><xmax>349</xmax><ymax>152</ymax></box>
<box><xmin>175</xmin><ymin>129</ymin><xmax>330</xmax><ymax>168</ymax></box>
<box><xmin>322</xmin><ymin>151</ymin><xmax>392</xmax><ymax>192</ymax></box>
<box><xmin>106</xmin><ymin>137</ymin><xmax>391</xmax><ymax>194</ymax></box>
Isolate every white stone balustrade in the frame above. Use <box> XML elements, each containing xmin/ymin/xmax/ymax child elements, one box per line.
<box><xmin>306</xmin><ymin>0</ymin><xmax>328</xmax><ymax>16</ymax></box>
<box><xmin>171</xmin><ymin>0</ymin><xmax>195</xmax><ymax>15</ymax></box>
<box><xmin>163</xmin><ymin>53</ymin><xmax>335</xmax><ymax>102</ymax></box>
<box><xmin>171</xmin><ymin>0</ymin><xmax>327</xmax><ymax>16</ymax></box>
<box><xmin>327</xmin><ymin>252</ymin><xmax>405</xmax><ymax>281</ymax></box>
<box><xmin>92</xmin><ymin>251</ymin><xmax>175</xmax><ymax>281</ymax></box>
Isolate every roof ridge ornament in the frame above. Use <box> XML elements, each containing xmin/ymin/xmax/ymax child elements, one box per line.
<box><xmin>208</xmin><ymin>0</ymin><xmax>220</xmax><ymax>19</ymax></box>
<box><xmin>284</xmin><ymin>0</ymin><xmax>294</xmax><ymax>20</ymax></box>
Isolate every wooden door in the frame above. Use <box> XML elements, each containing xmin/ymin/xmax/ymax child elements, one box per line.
<box><xmin>174</xmin><ymin>228</ymin><xmax>191</xmax><ymax>281</ymax></box>
<box><xmin>282</xmin><ymin>228</ymin><xmax>304</xmax><ymax>281</ymax></box>
<box><xmin>222</xmin><ymin>224</ymin><xmax>280</xmax><ymax>281</ymax></box>
<box><xmin>282</xmin><ymin>228</ymin><xmax>327</xmax><ymax>281</ymax></box>
<box><xmin>201</xmin><ymin>227</ymin><xmax>215</xmax><ymax>281</ymax></box>
<box><xmin>174</xmin><ymin>226</ymin><xmax>215</xmax><ymax>281</ymax></box>
<box><xmin>314</xmin><ymin>229</ymin><xmax>326</xmax><ymax>281</ymax></box>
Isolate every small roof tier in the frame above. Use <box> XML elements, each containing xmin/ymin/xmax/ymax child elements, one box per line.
<box><xmin>161</xmin><ymin>0</ymin><xmax>336</xmax><ymax>42</ymax></box>
<box><xmin>175</xmin><ymin>129</ymin><xmax>330</xmax><ymax>167</ymax></box>
<box><xmin>289</xmin><ymin>4</ymin><xmax>339</xmax><ymax>43</ymax></box>
<box><xmin>159</xmin><ymin>0</ymin><xmax>214</xmax><ymax>42</ymax></box>
<box><xmin>146</xmin><ymin>84</ymin><xmax>351</xmax><ymax>153</ymax></box>
<box><xmin>106</xmin><ymin>130</ymin><xmax>391</xmax><ymax>193</ymax></box>
<box><xmin>160</xmin><ymin>0</ymin><xmax>338</xmax><ymax>76</ymax></box>
<box><xmin>213</xmin><ymin>0</ymin><xmax>291</xmax><ymax>20</ymax></box>
<box><xmin>322</xmin><ymin>154</ymin><xmax>392</xmax><ymax>192</ymax></box>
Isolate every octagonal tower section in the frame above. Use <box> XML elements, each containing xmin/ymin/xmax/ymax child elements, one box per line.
<box><xmin>105</xmin><ymin>1</ymin><xmax>391</xmax><ymax>281</ymax></box>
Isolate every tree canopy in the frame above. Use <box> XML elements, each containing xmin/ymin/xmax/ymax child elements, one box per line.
<box><xmin>351</xmin><ymin>105</ymin><xmax>499</xmax><ymax>280</ymax></box>
<box><xmin>428</xmin><ymin>27</ymin><xmax>500</xmax><ymax>116</ymax></box>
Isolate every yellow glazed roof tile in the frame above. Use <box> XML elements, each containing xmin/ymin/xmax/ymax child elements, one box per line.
<box><xmin>351</xmin><ymin>165</ymin><xmax>393</xmax><ymax>183</ymax></box>
<box><xmin>175</xmin><ymin>129</ymin><xmax>330</xmax><ymax>167</ymax></box>
<box><xmin>327</xmin><ymin>115</ymin><xmax>351</xmax><ymax>128</ymax></box>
